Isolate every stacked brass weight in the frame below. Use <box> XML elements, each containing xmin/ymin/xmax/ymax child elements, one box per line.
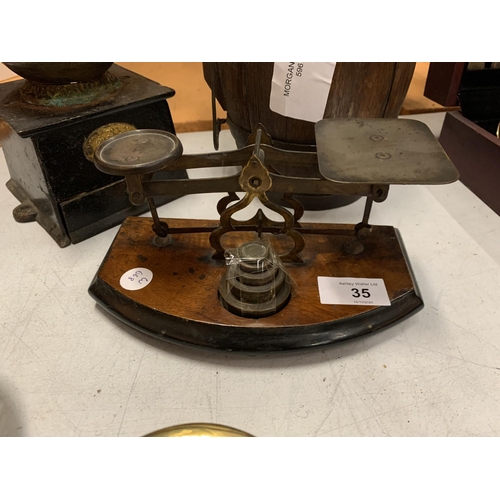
<box><xmin>218</xmin><ymin>241</ymin><xmax>292</xmax><ymax>318</ymax></box>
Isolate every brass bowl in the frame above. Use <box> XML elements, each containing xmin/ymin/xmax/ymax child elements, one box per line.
<box><xmin>145</xmin><ymin>423</ymin><xmax>253</xmax><ymax>437</ymax></box>
<box><xmin>2</xmin><ymin>62</ymin><xmax>113</xmax><ymax>84</ymax></box>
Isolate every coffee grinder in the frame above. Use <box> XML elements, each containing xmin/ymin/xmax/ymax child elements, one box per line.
<box><xmin>0</xmin><ymin>62</ymin><xmax>186</xmax><ymax>247</ymax></box>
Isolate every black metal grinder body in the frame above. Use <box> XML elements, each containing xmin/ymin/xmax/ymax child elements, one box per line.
<box><xmin>0</xmin><ymin>63</ymin><xmax>186</xmax><ymax>247</ymax></box>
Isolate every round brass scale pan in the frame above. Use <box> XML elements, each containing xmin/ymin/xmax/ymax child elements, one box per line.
<box><xmin>145</xmin><ymin>423</ymin><xmax>253</xmax><ymax>437</ymax></box>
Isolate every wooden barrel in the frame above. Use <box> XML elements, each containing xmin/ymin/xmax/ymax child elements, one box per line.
<box><xmin>203</xmin><ymin>62</ymin><xmax>415</xmax><ymax>209</ymax></box>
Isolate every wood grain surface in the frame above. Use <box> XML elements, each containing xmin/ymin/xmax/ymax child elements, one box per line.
<box><xmin>90</xmin><ymin>217</ymin><xmax>422</xmax><ymax>352</ymax></box>
<box><xmin>204</xmin><ymin>62</ymin><xmax>416</xmax><ymax>147</ymax></box>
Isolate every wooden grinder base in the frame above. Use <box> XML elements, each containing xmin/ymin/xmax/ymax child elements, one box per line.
<box><xmin>89</xmin><ymin>217</ymin><xmax>423</xmax><ymax>353</ymax></box>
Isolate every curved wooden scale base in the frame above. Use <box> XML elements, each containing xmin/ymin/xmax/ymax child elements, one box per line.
<box><xmin>89</xmin><ymin>217</ymin><xmax>423</xmax><ymax>353</ymax></box>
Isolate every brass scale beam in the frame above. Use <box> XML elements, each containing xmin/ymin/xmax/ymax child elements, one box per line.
<box><xmin>114</xmin><ymin>128</ymin><xmax>388</xmax><ymax>262</ymax></box>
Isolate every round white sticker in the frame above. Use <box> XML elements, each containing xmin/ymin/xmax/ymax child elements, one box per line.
<box><xmin>119</xmin><ymin>268</ymin><xmax>153</xmax><ymax>291</ymax></box>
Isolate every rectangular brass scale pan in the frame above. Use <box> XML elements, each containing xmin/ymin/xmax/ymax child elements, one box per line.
<box><xmin>89</xmin><ymin>119</ymin><xmax>458</xmax><ymax>353</ymax></box>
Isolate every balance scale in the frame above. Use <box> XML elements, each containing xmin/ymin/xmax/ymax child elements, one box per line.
<box><xmin>86</xmin><ymin>118</ymin><xmax>458</xmax><ymax>353</ymax></box>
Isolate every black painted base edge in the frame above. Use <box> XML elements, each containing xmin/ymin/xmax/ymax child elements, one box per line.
<box><xmin>88</xmin><ymin>282</ymin><xmax>423</xmax><ymax>355</ymax></box>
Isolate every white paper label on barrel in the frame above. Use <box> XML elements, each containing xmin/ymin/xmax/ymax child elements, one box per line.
<box><xmin>269</xmin><ymin>62</ymin><xmax>337</xmax><ymax>123</ymax></box>
<box><xmin>120</xmin><ymin>268</ymin><xmax>153</xmax><ymax>291</ymax></box>
<box><xmin>317</xmin><ymin>277</ymin><xmax>391</xmax><ymax>306</ymax></box>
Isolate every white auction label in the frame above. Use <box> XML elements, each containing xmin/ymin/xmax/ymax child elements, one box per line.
<box><xmin>269</xmin><ymin>62</ymin><xmax>337</xmax><ymax>123</ymax></box>
<box><xmin>120</xmin><ymin>267</ymin><xmax>153</xmax><ymax>291</ymax></box>
<box><xmin>317</xmin><ymin>277</ymin><xmax>391</xmax><ymax>306</ymax></box>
